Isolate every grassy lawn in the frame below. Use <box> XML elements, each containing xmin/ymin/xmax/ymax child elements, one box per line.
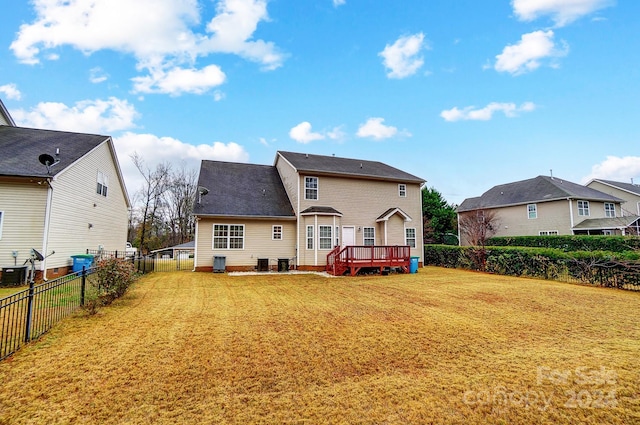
<box><xmin>0</xmin><ymin>285</ymin><xmax>28</xmax><ymax>298</ymax></box>
<box><xmin>0</xmin><ymin>267</ymin><xmax>638</xmax><ymax>424</ymax></box>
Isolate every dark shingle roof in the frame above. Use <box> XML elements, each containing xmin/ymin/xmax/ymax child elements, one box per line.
<box><xmin>193</xmin><ymin>160</ymin><xmax>295</xmax><ymax>218</ymax></box>
<box><xmin>0</xmin><ymin>126</ymin><xmax>109</xmax><ymax>178</ymax></box>
<box><xmin>458</xmin><ymin>175</ymin><xmax>623</xmax><ymax>212</ymax></box>
<box><xmin>592</xmin><ymin>179</ymin><xmax>640</xmax><ymax>196</ymax></box>
<box><xmin>573</xmin><ymin>216</ymin><xmax>640</xmax><ymax>230</ymax></box>
<box><xmin>300</xmin><ymin>206</ymin><xmax>343</xmax><ymax>215</ymax></box>
<box><xmin>277</xmin><ymin>151</ymin><xmax>424</xmax><ymax>183</ymax></box>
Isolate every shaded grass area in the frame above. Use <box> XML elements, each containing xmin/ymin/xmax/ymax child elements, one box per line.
<box><xmin>0</xmin><ymin>268</ymin><xmax>639</xmax><ymax>424</ymax></box>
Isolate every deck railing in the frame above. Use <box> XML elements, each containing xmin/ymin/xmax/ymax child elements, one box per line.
<box><xmin>327</xmin><ymin>245</ymin><xmax>411</xmax><ymax>276</ymax></box>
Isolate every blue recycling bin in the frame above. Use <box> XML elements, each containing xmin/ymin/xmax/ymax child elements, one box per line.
<box><xmin>410</xmin><ymin>256</ymin><xmax>419</xmax><ymax>274</ymax></box>
<box><xmin>71</xmin><ymin>254</ymin><xmax>94</xmax><ymax>273</ymax></box>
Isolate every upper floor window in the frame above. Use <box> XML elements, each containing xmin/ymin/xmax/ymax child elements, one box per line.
<box><xmin>213</xmin><ymin>224</ymin><xmax>244</xmax><ymax>249</ymax></box>
<box><xmin>305</xmin><ymin>177</ymin><xmax>318</xmax><ymax>200</ymax></box>
<box><xmin>527</xmin><ymin>204</ymin><xmax>537</xmax><ymax>219</ymax></box>
<box><xmin>363</xmin><ymin>227</ymin><xmax>375</xmax><ymax>246</ymax></box>
<box><xmin>604</xmin><ymin>203</ymin><xmax>616</xmax><ymax>218</ymax></box>
<box><xmin>96</xmin><ymin>171</ymin><xmax>109</xmax><ymax>197</ymax></box>
<box><xmin>405</xmin><ymin>228</ymin><xmax>417</xmax><ymax>248</ymax></box>
<box><xmin>318</xmin><ymin>225</ymin><xmax>333</xmax><ymax>250</ymax></box>
<box><xmin>272</xmin><ymin>225</ymin><xmax>283</xmax><ymax>240</ymax></box>
<box><xmin>398</xmin><ymin>184</ymin><xmax>407</xmax><ymax>197</ymax></box>
<box><xmin>577</xmin><ymin>200</ymin><xmax>590</xmax><ymax>216</ymax></box>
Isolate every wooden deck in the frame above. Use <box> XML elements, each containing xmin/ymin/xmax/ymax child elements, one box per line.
<box><xmin>326</xmin><ymin>245</ymin><xmax>411</xmax><ymax>276</ymax></box>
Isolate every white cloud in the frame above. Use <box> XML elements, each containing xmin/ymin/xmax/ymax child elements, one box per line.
<box><xmin>327</xmin><ymin>126</ymin><xmax>346</xmax><ymax>141</ymax></box>
<box><xmin>11</xmin><ymin>97</ymin><xmax>139</xmax><ymax>134</ymax></box>
<box><xmin>356</xmin><ymin>117</ymin><xmax>399</xmax><ymax>140</ymax></box>
<box><xmin>494</xmin><ymin>30</ymin><xmax>568</xmax><ymax>75</ymax></box>
<box><xmin>379</xmin><ymin>33</ymin><xmax>427</xmax><ymax>79</ymax></box>
<box><xmin>333</xmin><ymin>0</ymin><xmax>346</xmax><ymax>6</ymax></box>
<box><xmin>89</xmin><ymin>67</ymin><xmax>109</xmax><ymax>84</ymax></box>
<box><xmin>0</xmin><ymin>83</ymin><xmax>22</xmax><ymax>100</ymax></box>
<box><xmin>512</xmin><ymin>0</ymin><xmax>614</xmax><ymax>27</ymax></box>
<box><xmin>289</xmin><ymin>122</ymin><xmax>325</xmax><ymax>143</ymax></box>
<box><xmin>440</xmin><ymin>102</ymin><xmax>536</xmax><ymax>122</ymax></box>
<box><xmin>114</xmin><ymin>132</ymin><xmax>249</xmax><ymax>196</ymax></box>
<box><xmin>582</xmin><ymin>156</ymin><xmax>640</xmax><ymax>184</ymax></box>
<box><xmin>131</xmin><ymin>65</ymin><xmax>226</xmax><ymax>96</ymax></box>
<box><xmin>10</xmin><ymin>0</ymin><xmax>283</xmax><ymax>94</ymax></box>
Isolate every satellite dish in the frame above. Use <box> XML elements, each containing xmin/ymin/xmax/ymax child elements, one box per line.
<box><xmin>39</xmin><ymin>153</ymin><xmax>55</xmax><ymax>166</ymax></box>
<box><xmin>31</xmin><ymin>248</ymin><xmax>44</xmax><ymax>261</ymax></box>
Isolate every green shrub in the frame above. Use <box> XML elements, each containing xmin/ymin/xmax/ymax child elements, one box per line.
<box><xmin>82</xmin><ymin>258</ymin><xmax>139</xmax><ymax>315</ymax></box>
<box><xmin>487</xmin><ymin>235</ymin><xmax>640</xmax><ymax>252</ymax></box>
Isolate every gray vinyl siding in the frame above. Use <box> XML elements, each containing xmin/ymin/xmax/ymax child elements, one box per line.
<box><xmin>196</xmin><ymin>219</ymin><xmax>296</xmax><ymax>269</ymax></box>
<box><xmin>45</xmin><ymin>141</ymin><xmax>129</xmax><ymax>270</ymax></box>
<box><xmin>0</xmin><ymin>180</ymin><xmax>47</xmax><ymax>267</ymax></box>
<box><xmin>586</xmin><ymin>181</ymin><xmax>640</xmax><ymax>216</ymax></box>
<box><xmin>274</xmin><ymin>156</ymin><xmax>299</xmax><ymax>211</ymax></box>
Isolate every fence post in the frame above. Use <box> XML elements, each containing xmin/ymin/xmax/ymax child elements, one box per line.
<box><xmin>24</xmin><ymin>279</ymin><xmax>35</xmax><ymax>343</ymax></box>
<box><xmin>80</xmin><ymin>266</ymin><xmax>86</xmax><ymax>306</ymax></box>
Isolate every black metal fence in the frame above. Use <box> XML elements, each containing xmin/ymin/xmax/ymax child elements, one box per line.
<box><xmin>87</xmin><ymin>250</ymin><xmax>194</xmax><ymax>273</ymax></box>
<box><xmin>0</xmin><ymin>268</ymin><xmax>95</xmax><ymax>361</ymax></box>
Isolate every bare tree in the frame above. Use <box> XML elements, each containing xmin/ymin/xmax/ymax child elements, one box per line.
<box><xmin>458</xmin><ymin>209</ymin><xmax>500</xmax><ymax>247</ymax></box>
<box><xmin>131</xmin><ymin>153</ymin><xmax>171</xmax><ymax>254</ymax></box>
<box><xmin>163</xmin><ymin>165</ymin><xmax>198</xmax><ymax>246</ymax></box>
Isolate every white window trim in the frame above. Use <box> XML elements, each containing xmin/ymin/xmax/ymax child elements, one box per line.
<box><xmin>363</xmin><ymin>227</ymin><xmax>375</xmax><ymax>246</ymax></box>
<box><xmin>304</xmin><ymin>176</ymin><xmax>319</xmax><ymax>200</ymax></box>
<box><xmin>212</xmin><ymin>224</ymin><xmax>245</xmax><ymax>250</ymax></box>
<box><xmin>272</xmin><ymin>225</ymin><xmax>283</xmax><ymax>240</ymax></box>
<box><xmin>539</xmin><ymin>230</ymin><xmax>559</xmax><ymax>236</ymax></box>
<box><xmin>405</xmin><ymin>227</ymin><xmax>417</xmax><ymax>248</ymax></box>
<box><xmin>318</xmin><ymin>225</ymin><xmax>333</xmax><ymax>250</ymax></box>
<box><xmin>577</xmin><ymin>200</ymin><xmax>590</xmax><ymax>216</ymax></box>
<box><xmin>398</xmin><ymin>184</ymin><xmax>407</xmax><ymax>198</ymax></box>
<box><xmin>96</xmin><ymin>171</ymin><xmax>108</xmax><ymax>197</ymax></box>
<box><xmin>527</xmin><ymin>204</ymin><xmax>537</xmax><ymax>219</ymax></box>
<box><xmin>604</xmin><ymin>203</ymin><xmax>616</xmax><ymax>218</ymax></box>
<box><xmin>0</xmin><ymin>211</ymin><xmax>4</xmax><ymax>240</ymax></box>
<box><xmin>306</xmin><ymin>225</ymin><xmax>314</xmax><ymax>250</ymax></box>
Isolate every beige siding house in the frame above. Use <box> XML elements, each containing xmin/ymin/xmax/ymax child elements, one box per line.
<box><xmin>457</xmin><ymin>175</ymin><xmax>639</xmax><ymax>245</ymax></box>
<box><xmin>586</xmin><ymin>179</ymin><xmax>640</xmax><ymax>216</ymax></box>
<box><xmin>0</xmin><ymin>122</ymin><xmax>130</xmax><ymax>281</ymax></box>
<box><xmin>193</xmin><ymin>151</ymin><xmax>425</xmax><ymax>273</ymax></box>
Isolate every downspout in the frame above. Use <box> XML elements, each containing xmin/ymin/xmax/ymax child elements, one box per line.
<box><xmin>314</xmin><ymin>215</ymin><xmax>318</xmax><ymax>266</ymax></box>
<box><xmin>41</xmin><ymin>178</ymin><xmax>53</xmax><ymax>280</ymax></box>
<box><xmin>568</xmin><ymin>199</ymin><xmax>575</xmax><ymax>234</ymax></box>
<box><xmin>296</xmin><ymin>176</ymin><xmax>300</xmax><ymax>269</ymax></box>
<box><xmin>192</xmin><ymin>217</ymin><xmax>199</xmax><ymax>271</ymax></box>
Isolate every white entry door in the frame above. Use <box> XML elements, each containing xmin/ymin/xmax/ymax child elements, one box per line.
<box><xmin>342</xmin><ymin>226</ymin><xmax>356</xmax><ymax>247</ymax></box>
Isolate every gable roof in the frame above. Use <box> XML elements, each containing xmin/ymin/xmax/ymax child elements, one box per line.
<box><xmin>0</xmin><ymin>126</ymin><xmax>109</xmax><ymax>178</ymax></box>
<box><xmin>589</xmin><ymin>179</ymin><xmax>640</xmax><ymax>197</ymax></box>
<box><xmin>458</xmin><ymin>175</ymin><xmax>623</xmax><ymax>212</ymax></box>
<box><xmin>0</xmin><ymin>99</ymin><xmax>15</xmax><ymax>126</ymax></box>
<box><xmin>573</xmin><ymin>215</ymin><xmax>640</xmax><ymax>230</ymax></box>
<box><xmin>276</xmin><ymin>151</ymin><xmax>425</xmax><ymax>183</ymax></box>
<box><xmin>193</xmin><ymin>160</ymin><xmax>295</xmax><ymax>218</ymax></box>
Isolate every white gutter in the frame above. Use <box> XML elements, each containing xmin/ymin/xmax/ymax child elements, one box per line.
<box><xmin>297</xmin><ymin>175</ymin><xmax>300</xmax><ymax>269</ymax></box>
<box><xmin>568</xmin><ymin>199</ymin><xmax>575</xmax><ymax>233</ymax></box>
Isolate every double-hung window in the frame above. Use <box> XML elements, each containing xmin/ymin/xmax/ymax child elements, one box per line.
<box><xmin>604</xmin><ymin>203</ymin><xmax>616</xmax><ymax>218</ymax></box>
<box><xmin>213</xmin><ymin>224</ymin><xmax>244</xmax><ymax>249</ymax></box>
<box><xmin>527</xmin><ymin>204</ymin><xmax>537</xmax><ymax>219</ymax></box>
<box><xmin>363</xmin><ymin>227</ymin><xmax>375</xmax><ymax>246</ymax></box>
<box><xmin>96</xmin><ymin>171</ymin><xmax>108</xmax><ymax>197</ymax></box>
<box><xmin>405</xmin><ymin>228</ymin><xmax>416</xmax><ymax>248</ymax></box>
<box><xmin>305</xmin><ymin>177</ymin><xmax>318</xmax><ymax>200</ymax></box>
<box><xmin>577</xmin><ymin>200</ymin><xmax>590</xmax><ymax>216</ymax></box>
<box><xmin>272</xmin><ymin>225</ymin><xmax>283</xmax><ymax>240</ymax></box>
<box><xmin>398</xmin><ymin>184</ymin><xmax>406</xmax><ymax>197</ymax></box>
<box><xmin>306</xmin><ymin>225</ymin><xmax>314</xmax><ymax>250</ymax></box>
<box><xmin>318</xmin><ymin>225</ymin><xmax>333</xmax><ymax>249</ymax></box>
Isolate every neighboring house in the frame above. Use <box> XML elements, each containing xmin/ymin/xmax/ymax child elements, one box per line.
<box><xmin>193</xmin><ymin>151</ymin><xmax>425</xmax><ymax>272</ymax></box>
<box><xmin>0</xmin><ymin>103</ymin><xmax>130</xmax><ymax>280</ymax></box>
<box><xmin>586</xmin><ymin>179</ymin><xmax>640</xmax><ymax>216</ymax></box>
<box><xmin>150</xmin><ymin>241</ymin><xmax>195</xmax><ymax>259</ymax></box>
<box><xmin>457</xmin><ymin>175</ymin><xmax>640</xmax><ymax>245</ymax></box>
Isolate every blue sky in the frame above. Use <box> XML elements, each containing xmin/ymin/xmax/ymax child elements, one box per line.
<box><xmin>1</xmin><ymin>0</ymin><xmax>639</xmax><ymax>205</ymax></box>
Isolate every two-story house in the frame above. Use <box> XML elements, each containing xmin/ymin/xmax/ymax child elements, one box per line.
<box><xmin>586</xmin><ymin>179</ymin><xmax>640</xmax><ymax>216</ymax></box>
<box><xmin>0</xmin><ymin>99</ymin><xmax>131</xmax><ymax>281</ymax></box>
<box><xmin>193</xmin><ymin>151</ymin><xmax>425</xmax><ymax>274</ymax></box>
<box><xmin>457</xmin><ymin>175</ymin><xmax>640</xmax><ymax>245</ymax></box>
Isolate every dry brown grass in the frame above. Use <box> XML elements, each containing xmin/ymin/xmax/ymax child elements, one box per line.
<box><xmin>0</xmin><ymin>267</ymin><xmax>638</xmax><ymax>424</ymax></box>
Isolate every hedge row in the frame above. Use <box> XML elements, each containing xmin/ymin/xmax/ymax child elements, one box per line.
<box><xmin>486</xmin><ymin>235</ymin><xmax>640</xmax><ymax>252</ymax></box>
<box><xmin>424</xmin><ymin>244</ymin><xmax>640</xmax><ymax>289</ymax></box>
